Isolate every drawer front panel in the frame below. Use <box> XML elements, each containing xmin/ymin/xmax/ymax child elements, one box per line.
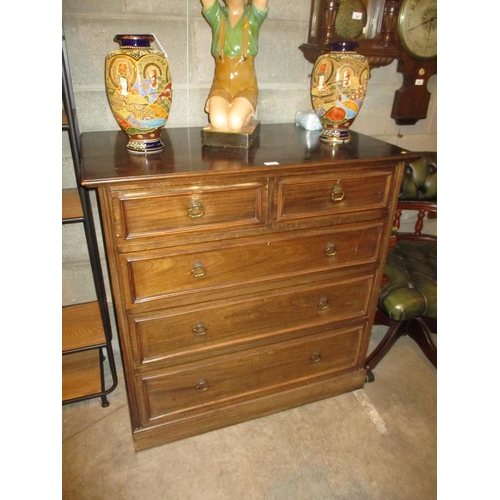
<box><xmin>275</xmin><ymin>171</ymin><xmax>392</xmax><ymax>223</ymax></box>
<box><xmin>142</xmin><ymin>325</ymin><xmax>363</xmax><ymax>420</ymax></box>
<box><xmin>113</xmin><ymin>181</ymin><xmax>266</xmax><ymax>245</ymax></box>
<box><xmin>123</xmin><ymin>223</ymin><xmax>383</xmax><ymax>307</ymax></box>
<box><xmin>130</xmin><ymin>275</ymin><xmax>373</xmax><ymax>366</ymax></box>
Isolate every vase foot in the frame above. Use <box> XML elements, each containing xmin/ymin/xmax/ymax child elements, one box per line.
<box><xmin>320</xmin><ymin>129</ymin><xmax>351</xmax><ymax>144</ymax></box>
<box><xmin>126</xmin><ymin>138</ymin><xmax>164</xmax><ymax>155</ymax></box>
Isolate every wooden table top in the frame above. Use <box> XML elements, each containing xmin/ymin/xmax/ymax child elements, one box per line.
<box><xmin>80</xmin><ymin>123</ymin><xmax>417</xmax><ymax>187</ymax></box>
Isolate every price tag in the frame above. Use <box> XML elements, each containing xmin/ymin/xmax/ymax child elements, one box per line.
<box><xmin>415</xmin><ymin>79</ymin><xmax>424</xmax><ymax>86</ymax></box>
<box><xmin>352</xmin><ymin>12</ymin><xmax>363</xmax><ymax>20</ymax></box>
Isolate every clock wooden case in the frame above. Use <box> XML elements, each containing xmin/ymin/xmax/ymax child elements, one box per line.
<box><xmin>300</xmin><ymin>0</ymin><xmax>437</xmax><ymax>125</ymax></box>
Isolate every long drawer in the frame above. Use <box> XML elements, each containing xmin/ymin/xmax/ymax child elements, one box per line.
<box><xmin>121</xmin><ymin>222</ymin><xmax>383</xmax><ymax>309</ymax></box>
<box><xmin>140</xmin><ymin>324</ymin><xmax>364</xmax><ymax>423</ymax></box>
<box><xmin>129</xmin><ymin>274</ymin><xmax>374</xmax><ymax>367</ymax></box>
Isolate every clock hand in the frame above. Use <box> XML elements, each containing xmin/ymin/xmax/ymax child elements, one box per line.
<box><xmin>408</xmin><ymin>14</ymin><xmax>437</xmax><ymax>32</ymax></box>
<box><xmin>424</xmin><ymin>22</ymin><xmax>432</xmax><ymax>54</ymax></box>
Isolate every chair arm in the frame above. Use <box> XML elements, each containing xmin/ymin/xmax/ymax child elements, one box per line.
<box><xmin>393</xmin><ymin>200</ymin><xmax>437</xmax><ymax>236</ymax></box>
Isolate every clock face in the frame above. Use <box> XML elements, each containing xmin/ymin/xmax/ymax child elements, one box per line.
<box><xmin>399</xmin><ymin>0</ymin><xmax>437</xmax><ymax>59</ymax></box>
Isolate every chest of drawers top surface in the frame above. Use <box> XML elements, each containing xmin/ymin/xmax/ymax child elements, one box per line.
<box><xmin>80</xmin><ymin>124</ymin><xmax>414</xmax><ymax>186</ymax></box>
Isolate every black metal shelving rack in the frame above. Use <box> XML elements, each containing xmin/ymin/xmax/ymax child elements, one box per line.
<box><xmin>62</xmin><ymin>31</ymin><xmax>117</xmax><ymax>407</ymax></box>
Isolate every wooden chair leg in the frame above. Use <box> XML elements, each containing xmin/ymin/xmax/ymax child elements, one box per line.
<box><xmin>365</xmin><ymin>320</ymin><xmax>407</xmax><ymax>376</ymax></box>
<box><xmin>407</xmin><ymin>317</ymin><xmax>437</xmax><ymax>368</ymax></box>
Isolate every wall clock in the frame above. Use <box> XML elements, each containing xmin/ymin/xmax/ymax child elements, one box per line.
<box><xmin>398</xmin><ymin>0</ymin><xmax>437</xmax><ymax>60</ymax></box>
<box><xmin>391</xmin><ymin>0</ymin><xmax>437</xmax><ymax>124</ymax></box>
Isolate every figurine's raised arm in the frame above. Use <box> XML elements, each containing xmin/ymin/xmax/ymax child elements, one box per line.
<box><xmin>253</xmin><ymin>0</ymin><xmax>269</xmax><ymax>10</ymax></box>
<box><xmin>201</xmin><ymin>0</ymin><xmax>217</xmax><ymax>8</ymax></box>
<box><xmin>201</xmin><ymin>0</ymin><xmax>269</xmax><ymax>132</ymax></box>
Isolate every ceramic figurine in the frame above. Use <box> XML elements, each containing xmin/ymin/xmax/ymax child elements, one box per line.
<box><xmin>201</xmin><ymin>0</ymin><xmax>269</xmax><ymax>133</ymax></box>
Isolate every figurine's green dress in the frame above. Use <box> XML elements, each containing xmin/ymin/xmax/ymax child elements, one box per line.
<box><xmin>203</xmin><ymin>1</ymin><xmax>268</xmax><ymax>113</ymax></box>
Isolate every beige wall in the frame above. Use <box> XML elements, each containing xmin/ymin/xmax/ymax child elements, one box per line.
<box><xmin>62</xmin><ymin>0</ymin><xmax>437</xmax><ymax>304</ymax></box>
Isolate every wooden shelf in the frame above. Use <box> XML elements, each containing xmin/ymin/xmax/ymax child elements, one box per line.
<box><xmin>62</xmin><ymin>349</ymin><xmax>102</xmax><ymax>402</ymax></box>
<box><xmin>298</xmin><ymin>39</ymin><xmax>401</xmax><ymax>69</ymax></box>
<box><xmin>62</xmin><ymin>188</ymin><xmax>84</xmax><ymax>221</ymax></box>
<box><xmin>62</xmin><ymin>302</ymin><xmax>106</xmax><ymax>353</ymax></box>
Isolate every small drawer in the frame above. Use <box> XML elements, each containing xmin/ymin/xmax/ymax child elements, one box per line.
<box><xmin>112</xmin><ymin>179</ymin><xmax>267</xmax><ymax>247</ymax></box>
<box><xmin>274</xmin><ymin>171</ymin><xmax>392</xmax><ymax>224</ymax></box>
<box><xmin>122</xmin><ymin>223</ymin><xmax>383</xmax><ymax>308</ymax></box>
<box><xmin>129</xmin><ymin>275</ymin><xmax>374</xmax><ymax>366</ymax></box>
<box><xmin>141</xmin><ymin>325</ymin><xmax>364</xmax><ymax>421</ymax></box>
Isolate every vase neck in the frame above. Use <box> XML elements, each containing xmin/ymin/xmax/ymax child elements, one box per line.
<box><xmin>114</xmin><ymin>34</ymin><xmax>154</xmax><ymax>48</ymax></box>
<box><xmin>329</xmin><ymin>41</ymin><xmax>359</xmax><ymax>52</ymax></box>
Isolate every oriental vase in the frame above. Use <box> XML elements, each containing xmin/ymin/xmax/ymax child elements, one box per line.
<box><xmin>105</xmin><ymin>34</ymin><xmax>172</xmax><ymax>155</ymax></box>
<box><xmin>311</xmin><ymin>41</ymin><xmax>369</xmax><ymax>144</ymax></box>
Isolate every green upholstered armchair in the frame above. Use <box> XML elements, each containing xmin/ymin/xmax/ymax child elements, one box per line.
<box><xmin>365</xmin><ymin>152</ymin><xmax>437</xmax><ymax>381</ymax></box>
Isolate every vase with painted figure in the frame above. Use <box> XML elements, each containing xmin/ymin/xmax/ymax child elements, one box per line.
<box><xmin>105</xmin><ymin>34</ymin><xmax>172</xmax><ymax>155</ymax></box>
<box><xmin>311</xmin><ymin>40</ymin><xmax>369</xmax><ymax>144</ymax></box>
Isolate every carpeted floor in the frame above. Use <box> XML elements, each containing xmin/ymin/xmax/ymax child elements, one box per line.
<box><xmin>62</xmin><ymin>326</ymin><xmax>437</xmax><ymax>500</ymax></box>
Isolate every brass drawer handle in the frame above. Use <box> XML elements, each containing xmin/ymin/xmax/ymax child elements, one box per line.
<box><xmin>191</xmin><ymin>262</ymin><xmax>206</xmax><ymax>278</ymax></box>
<box><xmin>331</xmin><ymin>181</ymin><xmax>345</xmax><ymax>202</ymax></box>
<box><xmin>324</xmin><ymin>242</ymin><xmax>338</xmax><ymax>257</ymax></box>
<box><xmin>188</xmin><ymin>200</ymin><xmax>204</xmax><ymax>218</ymax></box>
<box><xmin>318</xmin><ymin>297</ymin><xmax>329</xmax><ymax>310</ymax></box>
<box><xmin>196</xmin><ymin>379</ymin><xmax>209</xmax><ymax>392</ymax></box>
<box><xmin>193</xmin><ymin>322</ymin><xmax>208</xmax><ymax>336</ymax></box>
<box><xmin>310</xmin><ymin>351</ymin><xmax>322</xmax><ymax>363</ymax></box>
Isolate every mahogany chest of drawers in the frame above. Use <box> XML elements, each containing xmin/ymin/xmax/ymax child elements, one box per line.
<box><xmin>81</xmin><ymin>124</ymin><xmax>413</xmax><ymax>451</ymax></box>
